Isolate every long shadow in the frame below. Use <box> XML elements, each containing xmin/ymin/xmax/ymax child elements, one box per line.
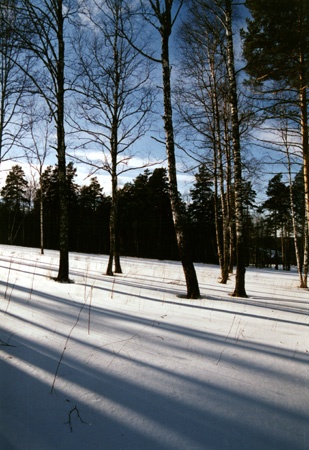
<box><xmin>1</xmin><ymin>276</ymin><xmax>309</xmax><ymax>360</ymax></box>
<box><xmin>1</xmin><ymin>321</ymin><xmax>307</xmax><ymax>450</ymax></box>
<box><xmin>1</xmin><ymin>247</ymin><xmax>309</xmax><ymax>449</ymax></box>
<box><xmin>1</xmin><ymin>249</ymin><xmax>307</xmax><ymax>321</ymax></box>
<box><xmin>207</xmin><ymin>293</ymin><xmax>309</xmax><ymax>318</ymax></box>
<box><xmin>1</xmin><ymin>283</ymin><xmax>309</xmax><ymax>385</ymax></box>
<box><xmin>1</xmin><ymin>264</ymin><xmax>307</xmax><ymax>327</ymax></box>
<box><xmin>3</xmin><ymin>297</ymin><xmax>309</xmax><ymax>382</ymax></box>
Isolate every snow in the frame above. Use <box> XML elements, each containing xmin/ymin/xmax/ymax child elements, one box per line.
<box><xmin>0</xmin><ymin>245</ymin><xmax>308</xmax><ymax>450</ymax></box>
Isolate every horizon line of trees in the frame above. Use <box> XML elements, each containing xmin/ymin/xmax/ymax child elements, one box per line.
<box><xmin>0</xmin><ymin>162</ymin><xmax>305</xmax><ymax>271</ymax></box>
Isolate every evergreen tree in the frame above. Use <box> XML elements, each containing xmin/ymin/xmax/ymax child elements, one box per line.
<box><xmin>118</xmin><ymin>168</ymin><xmax>177</xmax><ymax>260</ymax></box>
<box><xmin>262</xmin><ymin>174</ymin><xmax>291</xmax><ymax>269</ymax></box>
<box><xmin>35</xmin><ymin>163</ymin><xmax>79</xmax><ymax>251</ymax></box>
<box><xmin>188</xmin><ymin>164</ymin><xmax>216</xmax><ymax>263</ymax></box>
<box><xmin>1</xmin><ymin>165</ymin><xmax>29</xmax><ymax>210</ymax></box>
<box><xmin>189</xmin><ymin>165</ymin><xmax>214</xmax><ymax>224</ymax></box>
<box><xmin>1</xmin><ymin>164</ymin><xmax>29</xmax><ymax>244</ymax></box>
<box><xmin>79</xmin><ymin>177</ymin><xmax>104</xmax><ymax>212</ymax></box>
<box><xmin>77</xmin><ymin>177</ymin><xmax>110</xmax><ymax>254</ymax></box>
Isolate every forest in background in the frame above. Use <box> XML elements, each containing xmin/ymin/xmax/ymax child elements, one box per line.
<box><xmin>0</xmin><ymin>161</ymin><xmax>304</xmax><ymax>270</ymax></box>
<box><xmin>0</xmin><ymin>0</ymin><xmax>308</xmax><ymax>296</ymax></box>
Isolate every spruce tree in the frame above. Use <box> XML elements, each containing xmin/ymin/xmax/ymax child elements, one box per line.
<box><xmin>1</xmin><ymin>165</ymin><xmax>29</xmax><ymax>244</ymax></box>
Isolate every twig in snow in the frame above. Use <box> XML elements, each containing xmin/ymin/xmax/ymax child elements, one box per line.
<box><xmin>29</xmin><ymin>261</ymin><xmax>37</xmax><ymax>301</ymax></box>
<box><xmin>215</xmin><ymin>348</ymin><xmax>225</xmax><ymax>366</ymax></box>
<box><xmin>83</xmin><ymin>260</ymin><xmax>95</xmax><ymax>335</ymax></box>
<box><xmin>50</xmin><ymin>297</ymin><xmax>87</xmax><ymax>394</ymax></box>
<box><xmin>5</xmin><ymin>278</ymin><xmax>17</xmax><ymax>315</ymax></box>
<box><xmin>4</xmin><ymin>258</ymin><xmax>13</xmax><ymax>299</ymax></box>
<box><xmin>0</xmin><ymin>335</ymin><xmax>16</xmax><ymax>347</ymax></box>
<box><xmin>215</xmin><ymin>315</ymin><xmax>236</xmax><ymax>366</ymax></box>
<box><xmin>64</xmin><ymin>405</ymin><xmax>88</xmax><ymax>432</ymax></box>
<box><xmin>111</xmin><ymin>277</ymin><xmax>115</xmax><ymax>299</ymax></box>
<box><xmin>106</xmin><ymin>330</ymin><xmax>143</xmax><ymax>369</ymax></box>
<box><xmin>88</xmin><ymin>286</ymin><xmax>94</xmax><ymax>335</ymax></box>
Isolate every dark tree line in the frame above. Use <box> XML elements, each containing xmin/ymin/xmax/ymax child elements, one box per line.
<box><xmin>0</xmin><ymin>162</ymin><xmax>304</xmax><ymax>269</ymax></box>
<box><xmin>0</xmin><ymin>163</ymin><xmax>215</xmax><ymax>261</ymax></box>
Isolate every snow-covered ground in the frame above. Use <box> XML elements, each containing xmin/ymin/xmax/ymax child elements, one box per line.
<box><xmin>0</xmin><ymin>245</ymin><xmax>308</xmax><ymax>450</ymax></box>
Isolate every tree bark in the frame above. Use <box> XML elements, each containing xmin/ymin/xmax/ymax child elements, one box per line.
<box><xmin>55</xmin><ymin>0</ymin><xmax>69</xmax><ymax>282</ymax></box>
<box><xmin>300</xmin><ymin>78</ymin><xmax>309</xmax><ymax>287</ymax></box>
<box><xmin>106</xmin><ymin>19</ymin><xmax>122</xmax><ymax>277</ymax></box>
<box><xmin>40</xmin><ymin>180</ymin><xmax>44</xmax><ymax>255</ymax></box>
<box><xmin>160</xmin><ymin>3</ymin><xmax>200</xmax><ymax>299</ymax></box>
<box><xmin>106</xmin><ymin>168</ymin><xmax>122</xmax><ymax>275</ymax></box>
<box><xmin>225</xmin><ymin>0</ymin><xmax>247</xmax><ymax>297</ymax></box>
<box><xmin>286</xmin><ymin>132</ymin><xmax>305</xmax><ymax>286</ymax></box>
<box><xmin>209</xmin><ymin>54</ymin><xmax>230</xmax><ymax>283</ymax></box>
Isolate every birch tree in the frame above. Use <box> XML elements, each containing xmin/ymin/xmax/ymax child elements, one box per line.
<box><xmin>0</xmin><ymin>0</ymin><xmax>28</xmax><ymax>166</ymax></box>
<box><xmin>72</xmin><ymin>0</ymin><xmax>154</xmax><ymax>276</ymax></box>
<box><xmin>140</xmin><ymin>0</ymin><xmax>200</xmax><ymax>298</ymax></box>
<box><xmin>176</xmin><ymin>0</ymin><xmax>247</xmax><ymax>296</ymax></box>
<box><xmin>13</xmin><ymin>0</ymin><xmax>75</xmax><ymax>281</ymax></box>
<box><xmin>224</xmin><ymin>0</ymin><xmax>247</xmax><ymax>297</ymax></box>
<box><xmin>176</xmin><ymin>0</ymin><xmax>234</xmax><ymax>284</ymax></box>
<box><xmin>22</xmin><ymin>100</ymin><xmax>52</xmax><ymax>255</ymax></box>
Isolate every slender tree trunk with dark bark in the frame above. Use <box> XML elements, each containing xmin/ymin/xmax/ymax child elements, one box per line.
<box><xmin>106</xmin><ymin>26</ymin><xmax>122</xmax><ymax>277</ymax></box>
<box><xmin>300</xmin><ymin>82</ymin><xmax>309</xmax><ymax>287</ymax></box>
<box><xmin>209</xmin><ymin>54</ymin><xmax>229</xmax><ymax>283</ymax></box>
<box><xmin>106</xmin><ymin>167</ymin><xmax>122</xmax><ymax>276</ymax></box>
<box><xmin>225</xmin><ymin>0</ymin><xmax>247</xmax><ymax>297</ymax></box>
<box><xmin>159</xmin><ymin>3</ymin><xmax>200</xmax><ymax>299</ymax></box>
<box><xmin>297</xmin><ymin>0</ymin><xmax>309</xmax><ymax>287</ymax></box>
<box><xmin>40</xmin><ymin>182</ymin><xmax>44</xmax><ymax>255</ymax></box>
<box><xmin>55</xmin><ymin>0</ymin><xmax>69</xmax><ymax>282</ymax></box>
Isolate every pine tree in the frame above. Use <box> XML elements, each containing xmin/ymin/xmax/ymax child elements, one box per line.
<box><xmin>188</xmin><ymin>165</ymin><xmax>216</xmax><ymax>263</ymax></box>
<box><xmin>262</xmin><ymin>174</ymin><xmax>291</xmax><ymax>270</ymax></box>
<box><xmin>35</xmin><ymin>163</ymin><xmax>79</xmax><ymax>251</ymax></box>
<box><xmin>189</xmin><ymin>165</ymin><xmax>214</xmax><ymax>224</ymax></box>
<box><xmin>1</xmin><ymin>164</ymin><xmax>29</xmax><ymax>244</ymax></box>
<box><xmin>77</xmin><ymin>177</ymin><xmax>109</xmax><ymax>253</ymax></box>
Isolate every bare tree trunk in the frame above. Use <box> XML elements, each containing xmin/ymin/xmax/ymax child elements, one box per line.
<box><xmin>106</xmin><ymin>217</ymin><xmax>114</xmax><ymax>276</ymax></box>
<box><xmin>224</xmin><ymin>108</ymin><xmax>234</xmax><ymax>277</ymax></box>
<box><xmin>297</xmin><ymin>0</ymin><xmax>309</xmax><ymax>287</ymax></box>
<box><xmin>106</xmin><ymin>168</ymin><xmax>122</xmax><ymax>276</ymax></box>
<box><xmin>55</xmin><ymin>0</ymin><xmax>69</xmax><ymax>282</ymax></box>
<box><xmin>40</xmin><ymin>186</ymin><xmax>44</xmax><ymax>255</ymax></box>
<box><xmin>303</xmin><ymin>223</ymin><xmax>308</xmax><ymax>287</ymax></box>
<box><xmin>225</xmin><ymin>0</ymin><xmax>247</xmax><ymax>297</ymax></box>
<box><xmin>159</xmin><ymin>3</ymin><xmax>200</xmax><ymax>299</ymax></box>
<box><xmin>208</xmin><ymin>54</ymin><xmax>230</xmax><ymax>283</ymax></box>
<box><xmin>213</xmin><ymin>146</ymin><xmax>224</xmax><ymax>274</ymax></box>
<box><xmin>300</xmin><ymin>82</ymin><xmax>309</xmax><ymax>287</ymax></box>
<box><xmin>286</xmin><ymin>134</ymin><xmax>305</xmax><ymax>285</ymax></box>
<box><xmin>106</xmin><ymin>22</ymin><xmax>122</xmax><ymax>277</ymax></box>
